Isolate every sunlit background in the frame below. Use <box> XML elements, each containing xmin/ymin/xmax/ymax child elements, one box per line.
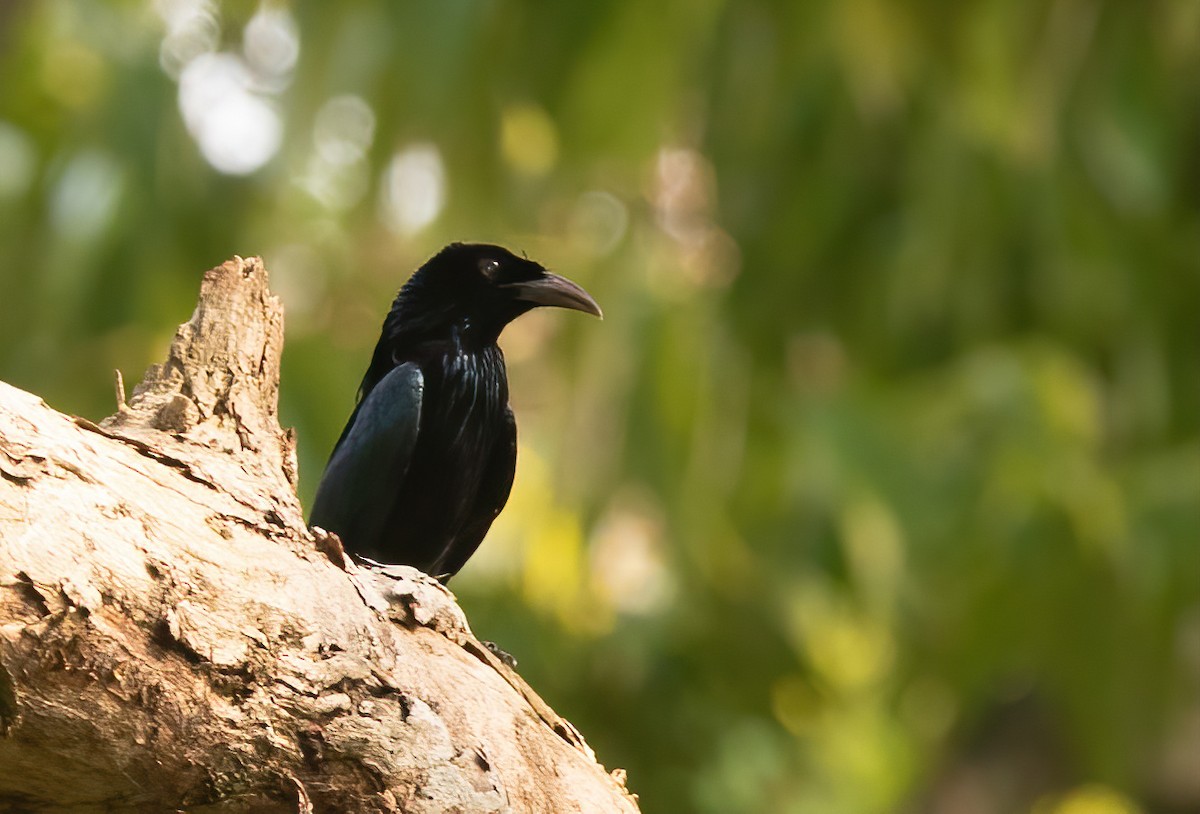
<box><xmin>1</xmin><ymin>1</ymin><xmax>1198</xmax><ymax>812</ymax></box>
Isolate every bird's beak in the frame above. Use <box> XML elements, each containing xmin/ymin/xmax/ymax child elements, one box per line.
<box><xmin>505</xmin><ymin>273</ymin><xmax>603</xmax><ymax>319</ymax></box>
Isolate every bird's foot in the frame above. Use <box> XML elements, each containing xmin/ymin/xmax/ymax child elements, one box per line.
<box><xmin>482</xmin><ymin>640</ymin><xmax>518</xmax><ymax>669</ymax></box>
<box><xmin>354</xmin><ymin>554</ymin><xmax>390</xmax><ymax>569</ymax></box>
<box><xmin>310</xmin><ymin>526</ymin><xmax>352</xmax><ymax>570</ymax></box>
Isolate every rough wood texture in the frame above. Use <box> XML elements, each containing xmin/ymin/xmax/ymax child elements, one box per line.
<box><xmin>0</xmin><ymin>257</ymin><xmax>639</xmax><ymax>813</ymax></box>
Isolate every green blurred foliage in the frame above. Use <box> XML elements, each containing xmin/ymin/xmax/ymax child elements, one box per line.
<box><xmin>1</xmin><ymin>1</ymin><xmax>1197</xmax><ymax>812</ymax></box>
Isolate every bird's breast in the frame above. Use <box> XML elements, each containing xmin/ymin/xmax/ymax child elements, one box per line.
<box><xmin>438</xmin><ymin>346</ymin><xmax>507</xmax><ymax>418</ymax></box>
<box><xmin>415</xmin><ymin>344</ymin><xmax>509</xmax><ymax>467</ymax></box>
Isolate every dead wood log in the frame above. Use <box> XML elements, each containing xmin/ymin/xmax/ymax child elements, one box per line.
<box><xmin>0</xmin><ymin>256</ymin><xmax>639</xmax><ymax>813</ymax></box>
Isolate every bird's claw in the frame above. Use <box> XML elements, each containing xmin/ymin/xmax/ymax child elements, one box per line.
<box><xmin>354</xmin><ymin>554</ymin><xmax>390</xmax><ymax>569</ymax></box>
<box><xmin>482</xmin><ymin>640</ymin><xmax>518</xmax><ymax>669</ymax></box>
<box><xmin>310</xmin><ymin>526</ymin><xmax>352</xmax><ymax>570</ymax></box>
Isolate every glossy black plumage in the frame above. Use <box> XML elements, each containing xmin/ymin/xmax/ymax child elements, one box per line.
<box><xmin>309</xmin><ymin>243</ymin><xmax>601</xmax><ymax>581</ymax></box>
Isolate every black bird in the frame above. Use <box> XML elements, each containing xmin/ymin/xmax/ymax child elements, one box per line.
<box><xmin>310</xmin><ymin>243</ymin><xmax>601</xmax><ymax>581</ymax></box>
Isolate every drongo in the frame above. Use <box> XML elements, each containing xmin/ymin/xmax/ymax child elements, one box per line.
<box><xmin>309</xmin><ymin>243</ymin><xmax>601</xmax><ymax>581</ymax></box>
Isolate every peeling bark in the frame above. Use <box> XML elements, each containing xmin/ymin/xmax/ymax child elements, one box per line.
<box><xmin>0</xmin><ymin>257</ymin><xmax>639</xmax><ymax>813</ymax></box>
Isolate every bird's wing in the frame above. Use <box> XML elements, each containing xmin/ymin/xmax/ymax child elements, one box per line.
<box><xmin>436</xmin><ymin>406</ymin><xmax>517</xmax><ymax>580</ymax></box>
<box><xmin>309</xmin><ymin>362</ymin><xmax>424</xmax><ymax>554</ymax></box>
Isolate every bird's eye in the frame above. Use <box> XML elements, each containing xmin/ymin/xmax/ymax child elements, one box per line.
<box><xmin>480</xmin><ymin>259</ymin><xmax>502</xmax><ymax>279</ymax></box>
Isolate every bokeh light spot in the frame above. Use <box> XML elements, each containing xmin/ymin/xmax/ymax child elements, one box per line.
<box><xmin>156</xmin><ymin>0</ymin><xmax>220</xmax><ymax>79</ymax></box>
<box><xmin>588</xmin><ymin>498</ymin><xmax>673</xmax><ymax>616</ymax></box>
<box><xmin>379</xmin><ymin>144</ymin><xmax>446</xmax><ymax>235</ymax></box>
<box><xmin>1035</xmin><ymin>785</ymin><xmax>1143</xmax><ymax>814</ymax></box>
<box><xmin>501</xmin><ymin>102</ymin><xmax>559</xmax><ymax>177</ymax></box>
<box><xmin>178</xmin><ymin>52</ymin><xmax>283</xmax><ymax>175</ymax></box>
<box><xmin>569</xmin><ymin>190</ymin><xmax>628</xmax><ymax>257</ymax></box>
<box><xmin>49</xmin><ymin>149</ymin><xmax>124</xmax><ymax>241</ymax></box>
<box><xmin>314</xmin><ymin>95</ymin><xmax>376</xmax><ymax>166</ymax></box>
<box><xmin>243</xmin><ymin>5</ymin><xmax>300</xmax><ymax>86</ymax></box>
<box><xmin>42</xmin><ymin>42</ymin><xmax>107</xmax><ymax>109</ymax></box>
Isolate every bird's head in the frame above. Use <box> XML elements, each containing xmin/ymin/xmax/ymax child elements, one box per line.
<box><xmin>386</xmin><ymin>243</ymin><xmax>602</xmax><ymax>347</ymax></box>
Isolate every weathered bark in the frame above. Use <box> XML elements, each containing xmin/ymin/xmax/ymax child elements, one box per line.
<box><xmin>0</xmin><ymin>257</ymin><xmax>639</xmax><ymax>813</ymax></box>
